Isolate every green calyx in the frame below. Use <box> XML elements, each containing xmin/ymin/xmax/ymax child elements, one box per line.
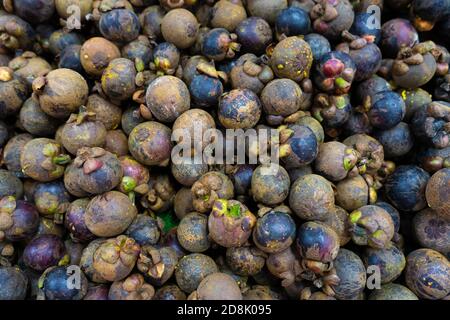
<box><xmin>52</xmin><ymin>155</ymin><xmax>71</xmax><ymax>165</ymax></box>
<box><xmin>128</xmin><ymin>191</ymin><xmax>136</xmax><ymax>204</ymax></box>
<box><xmin>135</xmin><ymin>58</ymin><xmax>145</xmax><ymax>73</ymax></box>
<box><xmin>335</xmin><ymin>77</ymin><xmax>350</xmax><ymax>89</ymax></box>
<box><xmin>358</xmin><ymin>163</ymin><xmax>367</xmax><ymax>174</ymax></box>
<box><xmin>369</xmin><ymin>187</ymin><xmax>377</xmax><ymax>204</ymax></box>
<box><xmin>213</xmin><ymin>199</ymin><xmax>243</xmax><ymax>219</ymax></box>
<box><xmin>369</xmin><ymin>230</ymin><xmax>388</xmax><ymax>248</ymax></box>
<box><xmin>58</xmin><ymin>254</ymin><xmax>70</xmax><ymax>266</ymax></box>
<box><xmin>37</xmin><ymin>275</ymin><xmax>45</xmax><ymax>289</ymax></box>
<box><xmin>371</xmin><ymin>229</ymin><xmax>386</xmax><ymax>240</ymax></box>
<box><xmin>229</xmin><ymin>42</ymin><xmax>241</xmax><ymax>52</ymax></box>
<box><xmin>50</xmin><ymin>166</ymin><xmax>65</xmax><ymax>179</ymax></box>
<box><xmin>227</xmin><ymin>204</ymin><xmax>242</xmax><ymax>218</ymax></box>
<box><xmin>75</xmin><ymin>108</ymin><xmax>96</xmax><ymax>125</ymax></box>
<box><xmin>349</xmin><ymin>210</ymin><xmax>362</xmax><ymax>224</ymax></box>
<box><xmin>344</xmin><ymin>158</ymin><xmax>352</xmax><ymax>171</ymax></box>
<box><xmin>119</xmin><ymin>236</ymin><xmax>128</xmax><ymax>247</ymax></box>
<box><xmin>313</xmin><ymin>109</ymin><xmax>324</xmax><ymax>122</ymax></box>
<box><xmin>343</xmin><ymin>149</ymin><xmax>358</xmax><ymax>172</ymax></box>
<box><xmin>154</xmin><ymin>57</ymin><xmax>171</xmax><ymax>72</ymax></box>
<box><xmin>43</xmin><ymin>143</ymin><xmax>60</xmax><ymax>157</ymax></box>
<box><xmin>121</xmin><ymin>176</ymin><xmax>137</xmax><ymax>193</ymax></box>
<box><xmin>335</xmin><ymin>96</ymin><xmax>347</xmax><ymax>109</ymax></box>
<box><xmin>343</xmin><ymin>157</ymin><xmax>353</xmax><ymax>171</ymax></box>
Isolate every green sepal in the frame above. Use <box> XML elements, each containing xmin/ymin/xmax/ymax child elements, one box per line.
<box><xmin>343</xmin><ymin>157</ymin><xmax>353</xmax><ymax>171</ymax></box>
<box><xmin>335</xmin><ymin>96</ymin><xmax>347</xmax><ymax>109</ymax></box>
<box><xmin>228</xmin><ymin>204</ymin><xmax>242</xmax><ymax>218</ymax></box>
<box><xmin>335</xmin><ymin>77</ymin><xmax>350</xmax><ymax>89</ymax></box>
<box><xmin>42</xmin><ymin>143</ymin><xmax>59</xmax><ymax>157</ymax></box>
<box><xmin>128</xmin><ymin>191</ymin><xmax>136</xmax><ymax>205</ymax></box>
<box><xmin>58</xmin><ymin>254</ymin><xmax>70</xmax><ymax>266</ymax></box>
<box><xmin>122</xmin><ymin>176</ymin><xmax>137</xmax><ymax>193</ymax></box>
<box><xmin>37</xmin><ymin>275</ymin><xmax>45</xmax><ymax>289</ymax></box>
<box><xmin>53</xmin><ymin>155</ymin><xmax>71</xmax><ymax>165</ymax></box>
<box><xmin>135</xmin><ymin>58</ymin><xmax>145</xmax><ymax>73</ymax></box>
<box><xmin>349</xmin><ymin>210</ymin><xmax>362</xmax><ymax>224</ymax></box>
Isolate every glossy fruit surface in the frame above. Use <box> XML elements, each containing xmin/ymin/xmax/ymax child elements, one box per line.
<box><xmin>40</xmin><ymin>265</ymin><xmax>88</xmax><ymax>300</ymax></box>
<box><xmin>23</xmin><ymin>234</ymin><xmax>66</xmax><ymax>271</ymax></box>
<box><xmin>385</xmin><ymin>165</ymin><xmax>430</xmax><ymax>212</ymax></box>
<box><xmin>332</xmin><ymin>248</ymin><xmax>366</xmax><ymax>300</ymax></box>
<box><xmin>253</xmin><ymin>211</ymin><xmax>296</xmax><ymax>254</ymax></box>
<box><xmin>405</xmin><ymin>249</ymin><xmax>450</xmax><ymax>299</ymax></box>
<box><xmin>99</xmin><ymin>9</ymin><xmax>140</xmax><ymax>44</ymax></box>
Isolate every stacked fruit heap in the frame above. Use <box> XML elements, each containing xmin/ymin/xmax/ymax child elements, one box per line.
<box><xmin>0</xmin><ymin>0</ymin><xmax>449</xmax><ymax>300</ymax></box>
